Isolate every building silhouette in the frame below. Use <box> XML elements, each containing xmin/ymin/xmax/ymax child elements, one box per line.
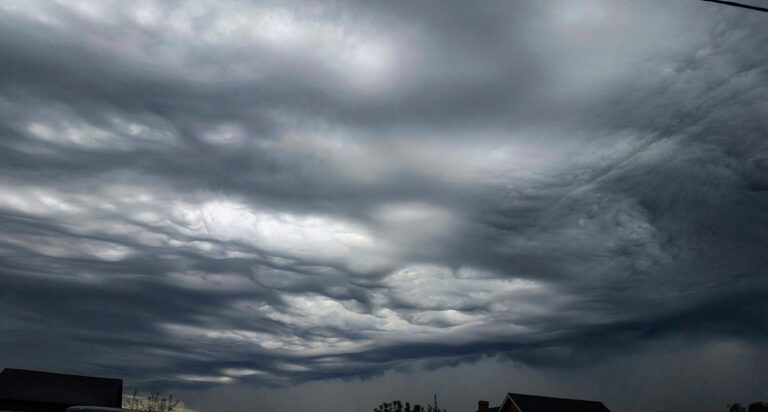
<box><xmin>477</xmin><ymin>392</ymin><xmax>610</xmax><ymax>412</ymax></box>
<box><xmin>0</xmin><ymin>368</ymin><xmax>122</xmax><ymax>412</ymax></box>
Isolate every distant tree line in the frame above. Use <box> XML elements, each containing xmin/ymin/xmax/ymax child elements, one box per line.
<box><xmin>728</xmin><ymin>402</ymin><xmax>768</xmax><ymax>412</ymax></box>
<box><xmin>374</xmin><ymin>395</ymin><xmax>447</xmax><ymax>412</ymax></box>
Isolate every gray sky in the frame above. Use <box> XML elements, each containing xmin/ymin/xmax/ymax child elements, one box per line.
<box><xmin>1</xmin><ymin>1</ymin><xmax>767</xmax><ymax>411</ymax></box>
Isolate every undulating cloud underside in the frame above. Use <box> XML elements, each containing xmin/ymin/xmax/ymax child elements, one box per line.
<box><xmin>0</xmin><ymin>1</ymin><xmax>767</xmax><ymax>409</ymax></box>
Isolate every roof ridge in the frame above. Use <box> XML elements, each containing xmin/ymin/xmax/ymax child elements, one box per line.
<box><xmin>506</xmin><ymin>392</ymin><xmax>605</xmax><ymax>403</ymax></box>
<box><xmin>1</xmin><ymin>368</ymin><xmax>121</xmax><ymax>381</ymax></box>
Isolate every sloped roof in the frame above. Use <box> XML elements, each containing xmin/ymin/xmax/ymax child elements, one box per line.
<box><xmin>0</xmin><ymin>368</ymin><xmax>123</xmax><ymax>407</ymax></box>
<box><xmin>504</xmin><ymin>393</ymin><xmax>610</xmax><ymax>412</ymax></box>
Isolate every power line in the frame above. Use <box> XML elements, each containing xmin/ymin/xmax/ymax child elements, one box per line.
<box><xmin>702</xmin><ymin>0</ymin><xmax>768</xmax><ymax>12</ymax></box>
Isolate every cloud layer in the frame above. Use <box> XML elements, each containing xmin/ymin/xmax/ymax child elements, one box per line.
<box><xmin>1</xmin><ymin>1</ymin><xmax>767</xmax><ymax>410</ymax></box>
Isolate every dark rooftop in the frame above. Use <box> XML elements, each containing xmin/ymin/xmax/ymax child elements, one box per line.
<box><xmin>504</xmin><ymin>392</ymin><xmax>610</xmax><ymax>412</ymax></box>
<box><xmin>0</xmin><ymin>368</ymin><xmax>122</xmax><ymax>408</ymax></box>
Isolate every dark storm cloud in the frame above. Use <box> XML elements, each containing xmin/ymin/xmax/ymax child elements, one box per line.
<box><xmin>1</xmin><ymin>1</ymin><xmax>767</xmax><ymax>411</ymax></box>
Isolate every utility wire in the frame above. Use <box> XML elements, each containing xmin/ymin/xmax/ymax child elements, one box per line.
<box><xmin>702</xmin><ymin>0</ymin><xmax>768</xmax><ymax>12</ymax></box>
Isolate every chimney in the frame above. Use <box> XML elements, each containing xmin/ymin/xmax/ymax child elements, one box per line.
<box><xmin>478</xmin><ymin>400</ymin><xmax>489</xmax><ymax>412</ymax></box>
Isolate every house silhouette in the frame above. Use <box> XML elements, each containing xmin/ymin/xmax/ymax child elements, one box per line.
<box><xmin>477</xmin><ymin>392</ymin><xmax>611</xmax><ymax>412</ymax></box>
<box><xmin>0</xmin><ymin>368</ymin><xmax>123</xmax><ymax>412</ymax></box>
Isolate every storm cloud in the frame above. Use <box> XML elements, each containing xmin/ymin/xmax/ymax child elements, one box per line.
<box><xmin>1</xmin><ymin>1</ymin><xmax>767</xmax><ymax>411</ymax></box>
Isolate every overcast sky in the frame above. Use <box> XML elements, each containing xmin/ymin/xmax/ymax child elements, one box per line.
<box><xmin>1</xmin><ymin>1</ymin><xmax>767</xmax><ymax>411</ymax></box>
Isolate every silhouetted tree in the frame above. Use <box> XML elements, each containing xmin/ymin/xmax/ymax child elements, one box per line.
<box><xmin>730</xmin><ymin>404</ymin><xmax>747</xmax><ymax>412</ymax></box>
<box><xmin>374</xmin><ymin>395</ymin><xmax>445</xmax><ymax>412</ymax></box>
<box><xmin>748</xmin><ymin>402</ymin><xmax>768</xmax><ymax>412</ymax></box>
<box><xmin>374</xmin><ymin>402</ymin><xmax>392</xmax><ymax>412</ymax></box>
<box><xmin>124</xmin><ymin>390</ymin><xmax>181</xmax><ymax>412</ymax></box>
